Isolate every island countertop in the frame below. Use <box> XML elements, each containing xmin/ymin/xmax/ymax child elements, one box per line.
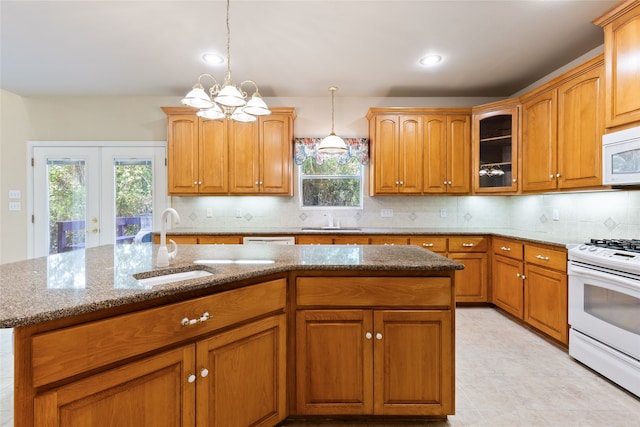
<box><xmin>0</xmin><ymin>243</ymin><xmax>462</xmax><ymax>328</ymax></box>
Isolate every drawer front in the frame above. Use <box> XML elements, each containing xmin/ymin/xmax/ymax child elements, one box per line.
<box><xmin>409</xmin><ymin>236</ymin><xmax>447</xmax><ymax>253</ymax></box>
<box><xmin>524</xmin><ymin>245</ymin><xmax>567</xmax><ymax>272</ymax></box>
<box><xmin>448</xmin><ymin>236</ymin><xmax>488</xmax><ymax>252</ymax></box>
<box><xmin>198</xmin><ymin>235</ymin><xmax>243</xmax><ymax>244</ymax></box>
<box><xmin>492</xmin><ymin>237</ymin><xmax>524</xmax><ymax>260</ymax></box>
<box><xmin>296</xmin><ymin>277</ymin><xmax>452</xmax><ymax>308</ymax></box>
<box><xmin>370</xmin><ymin>236</ymin><xmax>409</xmax><ymax>245</ymax></box>
<box><xmin>31</xmin><ymin>279</ymin><xmax>286</xmax><ymax>387</ymax></box>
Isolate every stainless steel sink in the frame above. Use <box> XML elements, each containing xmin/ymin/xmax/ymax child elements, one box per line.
<box><xmin>300</xmin><ymin>227</ymin><xmax>362</xmax><ymax>232</ymax></box>
<box><xmin>134</xmin><ymin>267</ymin><xmax>214</xmax><ymax>287</ymax></box>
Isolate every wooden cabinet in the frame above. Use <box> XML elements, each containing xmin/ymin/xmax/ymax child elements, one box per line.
<box><xmin>472</xmin><ymin>100</ymin><xmax>520</xmax><ymax>193</ymax></box>
<box><xmin>595</xmin><ymin>0</ymin><xmax>640</xmax><ymax>129</ymax></box>
<box><xmin>163</xmin><ymin>107</ymin><xmax>295</xmax><ymax>196</ymax></box>
<box><xmin>409</xmin><ymin>236</ymin><xmax>447</xmax><ymax>253</ymax></box>
<box><xmin>366</xmin><ymin>108</ymin><xmax>471</xmax><ymax>196</ymax></box>
<box><xmin>520</xmin><ymin>56</ymin><xmax>604</xmax><ymax>192</ymax></box>
<box><xmin>229</xmin><ymin>112</ymin><xmax>294</xmax><ymax>195</ymax></box>
<box><xmin>424</xmin><ymin>115</ymin><xmax>472</xmax><ymax>194</ymax></box>
<box><xmin>28</xmin><ymin>279</ymin><xmax>288</xmax><ymax>427</ymax></box>
<box><xmin>447</xmin><ymin>236</ymin><xmax>488</xmax><ymax>303</ymax></box>
<box><xmin>524</xmin><ymin>244</ymin><xmax>568</xmax><ymax>345</ymax></box>
<box><xmin>491</xmin><ymin>237</ymin><xmax>525</xmax><ymax>318</ymax></box>
<box><xmin>153</xmin><ymin>234</ymin><xmax>241</xmax><ymax>244</ymax></box>
<box><xmin>369</xmin><ymin>236</ymin><xmax>409</xmax><ymax>245</ymax></box>
<box><xmin>295</xmin><ymin>276</ymin><xmax>454</xmax><ymax>417</ymax></box>
<box><xmin>369</xmin><ymin>114</ymin><xmax>424</xmax><ymax>194</ymax></box>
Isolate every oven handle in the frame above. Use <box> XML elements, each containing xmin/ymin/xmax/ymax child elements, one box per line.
<box><xmin>569</xmin><ymin>264</ymin><xmax>640</xmax><ymax>292</ymax></box>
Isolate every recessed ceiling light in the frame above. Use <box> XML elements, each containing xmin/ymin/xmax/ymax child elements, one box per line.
<box><xmin>202</xmin><ymin>53</ymin><xmax>224</xmax><ymax>65</ymax></box>
<box><xmin>419</xmin><ymin>55</ymin><xmax>443</xmax><ymax>66</ymax></box>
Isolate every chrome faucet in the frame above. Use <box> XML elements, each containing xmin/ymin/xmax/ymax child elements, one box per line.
<box><xmin>157</xmin><ymin>208</ymin><xmax>180</xmax><ymax>267</ymax></box>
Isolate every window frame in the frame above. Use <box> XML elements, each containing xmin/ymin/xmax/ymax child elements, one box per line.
<box><xmin>297</xmin><ymin>157</ymin><xmax>364</xmax><ymax>210</ymax></box>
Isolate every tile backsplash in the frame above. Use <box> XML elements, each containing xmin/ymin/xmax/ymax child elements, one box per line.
<box><xmin>171</xmin><ymin>189</ymin><xmax>640</xmax><ymax>243</ymax></box>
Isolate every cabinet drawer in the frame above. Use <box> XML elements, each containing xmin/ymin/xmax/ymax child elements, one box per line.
<box><xmin>31</xmin><ymin>279</ymin><xmax>286</xmax><ymax>387</ymax></box>
<box><xmin>492</xmin><ymin>237</ymin><xmax>524</xmax><ymax>260</ymax></box>
<box><xmin>370</xmin><ymin>236</ymin><xmax>409</xmax><ymax>245</ymax></box>
<box><xmin>296</xmin><ymin>277</ymin><xmax>452</xmax><ymax>308</ymax></box>
<box><xmin>524</xmin><ymin>245</ymin><xmax>567</xmax><ymax>272</ymax></box>
<box><xmin>448</xmin><ymin>236</ymin><xmax>488</xmax><ymax>252</ymax></box>
<box><xmin>198</xmin><ymin>235</ymin><xmax>243</xmax><ymax>244</ymax></box>
<box><xmin>409</xmin><ymin>236</ymin><xmax>447</xmax><ymax>253</ymax></box>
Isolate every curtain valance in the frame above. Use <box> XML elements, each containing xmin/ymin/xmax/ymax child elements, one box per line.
<box><xmin>293</xmin><ymin>138</ymin><xmax>369</xmax><ymax>165</ymax></box>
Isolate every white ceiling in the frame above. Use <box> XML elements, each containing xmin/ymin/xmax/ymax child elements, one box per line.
<box><xmin>0</xmin><ymin>0</ymin><xmax>619</xmax><ymax>99</ymax></box>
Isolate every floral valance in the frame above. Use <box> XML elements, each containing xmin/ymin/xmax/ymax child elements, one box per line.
<box><xmin>294</xmin><ymin>138</ymin><xmax>369</xmax><ymax>165</ymax></box>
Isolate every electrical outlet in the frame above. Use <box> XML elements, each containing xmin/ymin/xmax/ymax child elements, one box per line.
<box><xmin>381</xmin><ymin>209</ymin><xmax>393</xmax><ymax>218</ymax></box>
<box><xmin>235</xmin><ymin>208</ymin><xmax>243</xmax><ymax>218</ymax></box>
<box><xmin>9</xmin><ymin>202</ymin><xmax>21</xmax><ymax>211</ymax></box>
<box><xmin>440</xmin><ymin>208</ymin><xmax>447</xmax><ymax>218</ymax></box>
<box><xmin>8</xmin><ymin>190</ymin><xmax>21</xmax><ymax>199</ymax></box>
<box><xmin>206</xmin><ymin>208</ymin><xmax>213</xmax><ymax>218</ymax></box>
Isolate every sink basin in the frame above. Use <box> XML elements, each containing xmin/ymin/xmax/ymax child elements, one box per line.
<box><xmin>134</xmin><ymin>268</ymin><xmax>214</xmax><ymax>287</ymax></box>
<box><xmin>301</xmin><ymin>227</ymin><xmax>362</xmax><ymax>232</ymax></box>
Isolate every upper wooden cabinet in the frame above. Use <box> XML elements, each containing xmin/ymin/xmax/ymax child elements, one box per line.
<box><xmin>520</xmin><ymin>56</ymin><xmax>605</xmax><ymax>192</ymax></box>
<box><xmin>472</xmin><ymin>99</ymin><xmax>520</xmax><ymax>193</ymax></box>
<box><xmin>163</xmin><ymin>107</ymin><xmax>295</xmax><ymax>196</ymax></box>
<box><xmin>595</xmin><ymin>0</ymin><xmax>640</xmax><ymax>129</ymax></box>
<box><xmin>366</xmin><ymin>108</ymin><xmax>471</xmax><ymax>196</ymax></box>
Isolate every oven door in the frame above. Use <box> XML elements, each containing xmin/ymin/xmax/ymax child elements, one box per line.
<box><xmin>568</xmin><ymin>262</ymin><xmax>640</xmax><ymax>360</ymax></box>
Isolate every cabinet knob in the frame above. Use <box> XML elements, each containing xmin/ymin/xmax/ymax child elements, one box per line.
<box><xmin>194</xmin><ymin>181</ymin><xmax>198</xmax><ymax>185</ymax></box>
<box><xmin>516</xmin><ymin>273</ymin><xmax>521</xmax><ymax>277</ymax></box>
<box><xmin>187</xmin><ymin>374</ymin><xmax>196</xmax><ymax>383</ymax></box>
<box><xmin>365</xmin><ymin>332</ymin><xmax>373</xmax><ymax>340</ymax></box>
<box><xmin>443</xmin><ymin>180</ymin><xmax>447</xmax><ymax>185</ymax></box>
<box><xmin>448</xmin><ymin>181</ymin><xmax>452</xmax><ymax>185</ymax></box>
<box><xmin>556</xmin><ymin>173</ymin><xmax>561</xmax><ymax>178</ymax></box>
<box><xmin>549</xmin><ymin>174</ymin><xmax>554</xmax><ymax>179</ymax></box>
<box><xmin>399</xmin><ymin>181</ymin><xmax>404</xmax><ymax>185</ymax></box>
<box><xmin>522</xmin><ymin>274</ymin><xmax>526</xmax><ymax>280</ymax></box>
<box><xmin>200</xmin><ymin>368</ymin><xmax>209</xmax><ymax>378</ymax></box>
<box><xmin>376</xmin><ymin>332</ymin><xmax>383</xmax><ymax>340</ymax></box>
<box><xmin>512</xmin><ymin>178</ymin><xmax>517</xmax><ymax>183</ymax></box>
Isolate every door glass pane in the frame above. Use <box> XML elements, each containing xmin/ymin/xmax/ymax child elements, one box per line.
<box><xmin>114</xmin><ymin>159</ymin><xmax>153</xmax><ymax>245</ymax></box>
<box><xmin>47</xmin><ymin>159</ymin><xmax>86</xmax><ymax>254</ymax></box>
<box><xmin>611</xmin><ymin>148</ymin><xmax>640</xmax><ymax>174</ymax></box>
<box><xmin>584</xmin><ymin>284</ymin><xmax>640</xmax><ymax>335</ymax></box>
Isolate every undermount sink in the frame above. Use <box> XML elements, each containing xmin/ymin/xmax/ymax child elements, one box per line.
<box><xmin>134</xmin><ymin>267</ymin><xmax>214</xmax><ymax>287</ymax></box>
<box><xmin>300</xmin><ymin>227</ymin><xmax>362</xmax><ymax>232</ymax></box>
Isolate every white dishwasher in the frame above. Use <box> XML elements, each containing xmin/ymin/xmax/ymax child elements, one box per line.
<box><xmin>242</xmin><ymin>236</ymin><xmax>295</xmax><ymax>245</ymax></box>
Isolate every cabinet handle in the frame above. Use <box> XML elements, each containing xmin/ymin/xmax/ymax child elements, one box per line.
<box><xmin>448</xmin><ymin>181</ymin><xmax>452</xmax><ymax>185</ymax></box>
<box><xmin>536</xmin><ymin>255</ymin><xmax>550</xmax><ymax>261</ymax></box>
<box><xmin>422</xmin><ymin>243</ymin><xmax>434</xmax><ymax>247</ymax></box>
<box><xmin>512</xmin><ymin>178</ymin><xmax>517</xmax><ymax>183</ymax></box>
<box><xmin>200</xmin><ymin>368</ymin><xmax>209</xmax><ymax>378</ymax></box>
<box><xmin>462</xmin><ymin>243</ymin><xmax>475</xmax><ymax>247</ymax></box>
<box><xmin>501</xmin><ymin>246</ymin><xmax>511</xmax><ymax>251</ymax></box>
<box><xmin>516</xmin><ymin>273</ymin><xmax>520</xmax><ymax>277</ymax></box>
<box><xmin>556</xmin><ymin>173</ymin><xmax>561</xmax><ymax>178</ymax></box>
<box><xmin>399</xmin><ymin>181</ymin><xmax>404</xmax><ymax>185</ymax></box>
<box><xmin>376</xmin><ymin>332</ymin><xmax>383</xmax><ymax>340</ymax></box>
<box><xmin>187</xmin><ymin>374</ymin><xmax>196</xmax><ymax>383</ymax></box>
<box><xmin>194</xmin><ymin>181</ymin><xmax>198</xmax><ymax>185</ymax></box>
<box><xmin>443</xmin><ymin>180</ymin><xmax>447</xmax><ymax>185</ymax></box>
<box><xmin>365</xmin><ymin>332</ymin><xmax>373</xmax><ymax>340</ymax></box>
<box><xmin>181</xmin><ymin>311</ymin><xmax>210</xmax><ymax>327</ymax></box>
<box><xmin>549</xmin><ymin>174</ymin><xmax>554</xmax><ymax>179</ymax></box>
<box><xmin>522</xmin><ymin>274</ymin><xmax>526</xmax><ymax>280</ymax></box>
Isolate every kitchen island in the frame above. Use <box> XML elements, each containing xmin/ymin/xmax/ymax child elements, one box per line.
<box><xmin>1</xmin><ymin>243</ymin><xmax>462</xmax><ymax>427</ymax></box>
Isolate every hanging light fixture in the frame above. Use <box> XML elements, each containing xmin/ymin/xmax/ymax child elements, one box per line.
<box><xmin>181</xmin><ymin>0</ymin><xmax>270</xmax><ymax>123</ymax></box>
<box><xmin>317</xmin><ymin>86</ymin><xmax>347</xmax><ymax>154</ymax></box>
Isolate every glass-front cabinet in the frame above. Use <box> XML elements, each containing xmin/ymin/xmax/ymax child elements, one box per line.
<box><xmin>472</xmin><ymin>101</ymin><xmax>520</xmax><ymax>193</ymax></box>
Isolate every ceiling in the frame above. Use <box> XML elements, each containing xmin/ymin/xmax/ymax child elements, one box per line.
<box><xmin>0</xmin><ymin>0</ymin><xmax>619</xmax><ymax>99</ymax></box>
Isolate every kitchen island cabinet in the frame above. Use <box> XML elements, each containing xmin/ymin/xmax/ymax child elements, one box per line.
<box><xmin>3</xmin><ymin>243</ymin><xmax>460</xmax><ymax>426</ymax></box>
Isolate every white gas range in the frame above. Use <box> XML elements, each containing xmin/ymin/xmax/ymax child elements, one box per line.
<box><xmin>568</xmin><ymin>239</ymin><xmax>640</xmax><ymax>397</ymax></box>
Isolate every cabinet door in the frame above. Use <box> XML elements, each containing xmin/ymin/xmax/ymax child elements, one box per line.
<box><xmin>423</xmin><ymin>115</ymin><xmax>447</xmax><ymax>193</ymax></box>
<box><xmin>197</xmin><ymin>314</ymin><xmax>287</xmax><ymax>427</ymax></box>
<box><xmin>295</xmin><ymin>310</ymin><xmax>373</xmax><ymax>415</ymax></box>
<box><xmin>167</xmin><ymin>114</ymin><xmax>199</xmax><ymax>194</ymax></box>
<box><xmin>448</xmin><ymin>252</ymin><xmax>488</xmax><ymax>303</ymax></box>
<box><xmin>524</xmin><ymin>263</ymin><xmax>568</xmax><ymax>344</ymax></box>
<box><xmin>557</xmin><ymin>64</ymin><xmax>604</xmax><ymax>189</ymax></box>
<box><xmin>34</xmin><ymin>346</ymin><xmax>195</xmax><ymax>426</ymax></box>
<box><xmin>398</xmin><ymin>115</ymin><xmax>423</xmax><ymax>193</ymax></box>
<box><xmin>522</xmin><ymin>90</ymin><xmax>558</xmax><ymax>192</ymax></box>
<box><xmin>446</xmin><ymin>115</ymin><xmax>471</xmax><ymax>193</ymax></box>
<box><xmin>199</xmin><ymin>118</ymin><xmax>228</xmax><ymax>194</ymax></box>
<box><xmin>260</xmin><ymin>115</ymin><xmax>292</xmax><ymax>195</ymax></box>
<box><xmin>373</xmin><ymin>310</ymin><xmax>453</xmax><ymax>415</ymax></box>
<box><xmin>372</xmin><ymin>115</ymin><xmax>400</xmax><ymax>194</ymax></box>
<box><xmin>492</xmin><ymin>255</ymin><xmax>524</xmax><ymax>319</ymax></box>
<box><xmin>229</xmin><ymin>120</ymin><xmax>260</xmax><ymax>194</ymax></box>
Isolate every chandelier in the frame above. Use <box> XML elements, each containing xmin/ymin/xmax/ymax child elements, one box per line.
<box><xmin>317</xmin><ymin>86</ymin><xmax>347</xmax><ymax>154</ymax></box>
<box><xmin>181</xmin><ymin>0</ymin><xmax>271</xmax><ymax>123</ymax></box>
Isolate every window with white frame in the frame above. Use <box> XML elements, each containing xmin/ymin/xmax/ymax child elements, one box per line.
<box><xmin>294</xmin><ymin>138</ymin><xmax>369</xmax><ymax>209</ymax></box>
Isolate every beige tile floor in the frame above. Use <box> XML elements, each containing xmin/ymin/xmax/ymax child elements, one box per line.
<box><xmin>1</xmin><ymin>307</ymin><xmax>638</xmax><ymax>427</ymax></box>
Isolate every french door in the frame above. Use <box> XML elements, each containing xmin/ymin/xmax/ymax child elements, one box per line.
<box><xmin>31</xmin><ymin>143</ymin><xmax>167</xmax><ymax>258</ymax></box>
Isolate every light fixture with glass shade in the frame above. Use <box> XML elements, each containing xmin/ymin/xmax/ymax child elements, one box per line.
<box><xmin>181</xmin><ymin>0</ymin><xmax>270</xmax><ymax>123</ymax></box>
<box><xmin>317</xmin><ymin>86</ymin><xmax>347</xmax><ymax>154</ymax></box>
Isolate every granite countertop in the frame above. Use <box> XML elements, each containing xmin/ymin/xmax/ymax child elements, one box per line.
<box><xmin>0</xmin><ymin>243</ymin><xmax>461</xmax><ymax>328</ymax></box>
<box><xmin>156</xmin><ymin>226</ymin><xmax>576</xmax><ymax>248</ymax></box>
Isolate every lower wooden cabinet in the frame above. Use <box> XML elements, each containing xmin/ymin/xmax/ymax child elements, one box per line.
<box><xmin>492</xmin><ymin>254</ymin><xmax>524</xmax><ymax>318</ymax></box>
<box><xmin>448</xmin><ymin>252</ymin><xmax>488</xmax><ymax>303</ymax></box>
<box><xmin>295</xmin><ymin>309</ymin><xmax>453</xmax><ymax>416</ymax></box>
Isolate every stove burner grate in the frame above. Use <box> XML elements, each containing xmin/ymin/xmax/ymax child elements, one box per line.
<box><xmin>588</xmin><ymin>239</ymin><xmax>640</xmax><ymax>253</ymax></box>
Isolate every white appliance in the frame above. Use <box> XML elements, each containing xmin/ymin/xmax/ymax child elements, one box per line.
<box><xmin>568</xmin><ymin>239</ymin><xmax>640</xmax><ymax>397</ymax></box>
<box><xmin>242</xmin><ymin>236</ymin><xmax>295</xmax><ymax>245</ymax></box>
<box><xmin>603</xmin><ymin>126</ymin><xmax>640</xmax><ymax>186</ymax></box>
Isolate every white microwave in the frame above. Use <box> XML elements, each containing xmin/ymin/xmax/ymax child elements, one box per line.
<box><xmin>603</xmin><ymin>126</ymin><xmax>640</xmax><ymax>186</ymax></box>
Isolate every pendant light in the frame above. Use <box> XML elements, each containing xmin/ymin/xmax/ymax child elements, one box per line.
<box><xmin>317</xmin><ymin>86</ymin><xmax>347</xmax><ymax>154</ymax></box>
<box><xmin>181</xmin><ymin>0</ymin><xmax>271</xmax><ymax>122</ymax></box>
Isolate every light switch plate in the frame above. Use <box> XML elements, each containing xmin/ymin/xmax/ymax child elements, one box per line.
<box><xmin>9</xmin><ymin>202</ymin><xmax>21</xmax><ymax>211</ymax></box>
<box><xmin>9</xmin><ymin>190</ymin><xmax>21</xmax><ymax>199</ymax></box>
